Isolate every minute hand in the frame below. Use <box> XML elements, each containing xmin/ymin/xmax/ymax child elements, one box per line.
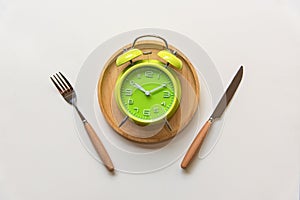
<box><xmin>149</xmin><ymin>83</ymin><xmax>167</xmax><ymax>94</ymax></box>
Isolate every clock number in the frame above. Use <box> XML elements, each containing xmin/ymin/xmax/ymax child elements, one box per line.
<box><xmin>134</xmin><ymin>107</ymin><xmax>139</xmax><ymax>113</ymax></box>
<box><xmin>128</xmin><ymin>99</ymin><xmax>134</xmax><ymax>105</ymax></box>
<box><xmin>163</xmin><ymin>91</ymin><xmax>171</xmax><ymax>98</ymax></box>
<box><xmin>161</xmin><ymin>101</ymin><xmax>166</xmax><ymax>106</ymax></box>
<box><xmin>125</xmin><ymin>88</ymin><xmax>132</xmax><ymax>96</ymax></box>
<box><xmin>145</xmin><ymin>71</ymin><xmax>154</xmax><ymax>78</ymax></box>
<box><xmin>143</xmin><ymin>109</ymin><xmax>150</xmax><ymax>116</ymax></box>
<box><xmin>137</xmin><ymin>74</ymin><xmax>141</xmax><ymax>79</ymax></box>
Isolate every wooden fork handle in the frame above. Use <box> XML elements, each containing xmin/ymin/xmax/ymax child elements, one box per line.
<box><xmin>83</xmin><ymin>122</ymin><xmax>114</xmax><ymax>172</ymax></box>
<box><xmin>181</xmin><ymin>120</ymin><xmax>212</xmax><ymax>169</ymax></box>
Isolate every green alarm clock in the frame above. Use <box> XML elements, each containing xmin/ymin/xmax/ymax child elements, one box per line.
<box><xmin>114</xmin><ymin>35</ymin><xmax>183</xmax><ymax>125</ymax></box>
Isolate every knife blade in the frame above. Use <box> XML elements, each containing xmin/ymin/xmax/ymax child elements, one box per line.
<box><xmin>181</xmin><ymin>66</ymin><xmax>243</xmax><ymax>169</ymax></box>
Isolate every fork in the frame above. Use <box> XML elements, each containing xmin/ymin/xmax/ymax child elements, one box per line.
<box><xmin>50</xmin><ymin>72</ymin><xmax>114</xmax><ymax>172</ymax></box>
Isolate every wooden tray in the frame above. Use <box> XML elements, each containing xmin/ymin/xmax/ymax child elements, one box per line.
<box><xmin>97</xmin><ymin>41</ymin><xmax>200</xmax><ymax>143</ymax></box>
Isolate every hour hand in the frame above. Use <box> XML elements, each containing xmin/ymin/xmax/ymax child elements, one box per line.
<box><xmin>131</xmin><ymin>81</ymin><xmax>150</xmax><ymax>96</ymax></box>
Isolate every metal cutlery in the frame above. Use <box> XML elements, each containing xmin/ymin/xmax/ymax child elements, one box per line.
<box><xmin>181</xmin><ymin>66</ymin><xmax>244</xmax><ymax>169</ymax></box>
<box><xmin>50</xmin><ymin>72</ymin><xmax>114</xmax><ymax>172</ymax></box>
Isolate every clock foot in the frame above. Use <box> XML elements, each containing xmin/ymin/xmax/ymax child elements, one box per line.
<box><xmin>118</xmin><ymin>116</ymin><xmax>129</xmax><ymax>128</ymax></box>
<box><xmin>164</xmin><ymin>118</ymin><xmax>173</xmax><ymax>131</ymax></box>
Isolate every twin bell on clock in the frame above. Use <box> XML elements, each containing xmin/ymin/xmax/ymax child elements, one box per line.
<box><xmin>114</xmin><ymin>35</ymin><xmax>183</xmax><ymax>127</ymax></box>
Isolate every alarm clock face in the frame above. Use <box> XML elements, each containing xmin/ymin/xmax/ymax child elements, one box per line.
<box><xmin>115</xmin><ymin>60</ymin><xmax>181</xmax><ymax>124</ymax></box>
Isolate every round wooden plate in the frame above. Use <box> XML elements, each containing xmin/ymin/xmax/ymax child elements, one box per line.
<box><xmin>97</xmin><ymin>41</ymin><xmax>200</xmax><ymax>143</ymax></box>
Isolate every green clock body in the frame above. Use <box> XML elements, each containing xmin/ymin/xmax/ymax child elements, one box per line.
<box><xmin>115</xmin><ymin>60</ymin><xmax>181</xmax><ymax>125</ymax></box>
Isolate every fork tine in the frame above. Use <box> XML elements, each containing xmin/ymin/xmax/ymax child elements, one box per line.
<box><xmin>56</xmin><ymin>73</ymin><xmax>70</xmax><ymax>91</ymax></box>
<box><xmin>50</xmin><ymin>76</ymin><xmax>63</xmax><ymax>93</ymax></box>
<box><xmin>53</xmin><ymin>74</ymin><xmax>67</xmax><ymax>92</ymax></box>
<box><xmin>59</xmin><ymin>72</ymin><xmax>73</xmax><ymax>90</ymax></box>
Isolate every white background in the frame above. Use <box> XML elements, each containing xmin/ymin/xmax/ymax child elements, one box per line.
<box><xmin>0</xmin><ymin>0</ymin><xmax>299</xmax><ymax>199</ymax></box>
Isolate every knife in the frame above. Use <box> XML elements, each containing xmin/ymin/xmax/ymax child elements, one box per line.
<box><xmin>181</xmin><ymin>66</ymin><xmax>244</xmax><ymax>169</ymax></box>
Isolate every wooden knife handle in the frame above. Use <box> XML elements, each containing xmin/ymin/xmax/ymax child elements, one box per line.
<box><xmin>84</xmin><ymin>122</ymin><xmax>114</xmax><ymax>172</ymax></box>
<box><xmin>181</xmin><ymin>120</ymin><xmax>212</xmax><ymax>169</ymax></box>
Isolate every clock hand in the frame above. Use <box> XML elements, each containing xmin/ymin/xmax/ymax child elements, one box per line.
<box><xmin>149</xmin><ymin>83</ymin><xmax>167</xmax><ymax>94</ymax></box>
<box><xmin>131</xmin><ymin>81</ymin><xmax>150</xmax><ymax>96</ymax></box>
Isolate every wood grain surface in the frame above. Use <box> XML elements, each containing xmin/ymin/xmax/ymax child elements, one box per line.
<box><xmin>181</xmin><ymin>120</ymin><xmax>212</xmax><ymax>169</ymax></box>
<box><xmin>97</xmin><ymin>41</ymin><xmax>200</xmax><ymax>143</ymax></box>
<box><xmin>84</xmin><ymin>122</ymin><xmax>114</xmax><ymax>171</ymax></box>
